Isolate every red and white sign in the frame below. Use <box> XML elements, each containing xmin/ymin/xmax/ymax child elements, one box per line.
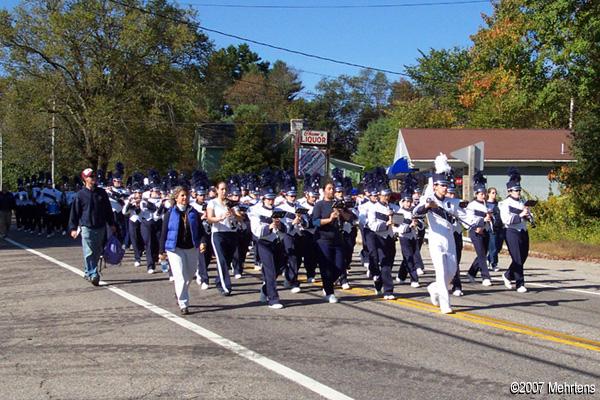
<box><xmin>300</xmin><ymin>130</ymin><xmax>328</xmax><ymax>146</ymax></box>
<box><xmin>455</xmin><ymin>177</ymin><xmax>463</xmax><ymax>185</ymax></box>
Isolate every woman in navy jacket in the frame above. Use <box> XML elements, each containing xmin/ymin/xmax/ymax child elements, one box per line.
<box><xmin>159</xmin><ymin>186</ymin><xmax>207</xmax><ymax>315</ymax></box>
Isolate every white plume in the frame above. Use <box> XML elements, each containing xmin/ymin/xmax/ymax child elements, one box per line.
<box><xmin>434</xmin><ymin>153</ymin><xmax>451</xmax><ymax>174</ymax></box>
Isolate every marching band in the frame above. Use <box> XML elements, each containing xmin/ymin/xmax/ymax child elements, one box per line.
<box><xmin>9</xmin><ymin>156</ymin><xmax>534</xmax><ymax>314</ymax></box>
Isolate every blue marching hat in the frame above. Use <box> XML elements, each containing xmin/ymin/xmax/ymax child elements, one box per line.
<box><xmin>259</xmin><ymin>169</ymin><xmax>278</xmax><ymax>199</ymax></box>
<box><xmin>282</xmin><ymin>170</ymin><xmax>298</xmax><ymax>196</ymax></box>
<box><xmin>473</xmin><ymin>170</ymin><xmax>487</xmax><ymax>194</ymax></box>
<box><xmin>304</xmin><ymin>172</ymin><xmax>321</xmax><ymax>197</ymax></box>
<box><xmin>192</xmin><ymin>170</ymin><xmax>209</xmax><ymax>195</ymax></box>
<box><xmin>401</xmin><ymin>173</ymin><xmax>418</xmax><ymax>201</ymax></box>
<box><xmin>506</xmin><ymin>167</ymin><xmax>522</xmax><ymax>191</ymax></box>
<box><xmin>261</xmin><ymin>187</ymin><xmax>277</xmax><ymax>199</ymax></box>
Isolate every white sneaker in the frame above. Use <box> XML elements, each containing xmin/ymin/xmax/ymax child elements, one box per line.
<box><xmin>268</xmin><ymin>303</ymin><xmax>284</xmax><ymax>309</ymax></box>
<box><xmin>517</xmin><ymin>286</ymin><xmax>528</xmax><ymax>293</ymax></box>
<box><xmin>196</xmin><ymin>274</ymin><xmax>202</xmax><ymax>285</ymax></box>
<box><xmin>452</xmin><ymin>289</ymin><xmax>464</xmax><ymax>297</ymax></box>
<box><xmin>46</xmin><ymin>234</ymin><xmax>52</xmax><ymax>238</ymax></box>
<box><xmin>290</xmin><ymin>286</ymin><xmax>301</xmax><ymax>294</ymax></box>
<box><xmin>169</xmin><ymin>276</ymin><xmax>175</xmax><ymax>282</ymax></box>
<box><xmin>492</xmin><ymin>266</ymin><xmax>500</xmax><ymax>272</ymax></box>
<box><xmin>410</xmin><ymin>281</ymin><xmax>420</xmax><ymax>288</ymax></box>
<box><xmin>307</xmin><ymin>277</ymin><xmax>316</xmax><ymax>283</ymax></box>
<box><xmin>466</xmin><ymin>273</ymin><xmax>476</xmax><ymax>283</ymax></box>
<box><xmin>427</xmin><ymin>286</ymin><xmax>439</xmax><ymax>306</ymax></box>
<box><xmin>366</xmin><ymin>270</ymin><xmax>371</xmax><ymax>278</ymax></box>
<box><xmin>259</xmin><ymin>291</ymin><xmax>267</xmax><ymax>303</ymax></box>
<box><xmin>200</xmin><ymin>282</ymin><xmax>209</xmax><ymax>290</ymax></box>
<box><xmin>440</xmin><ymin>307</ymin><xmax>454</xmax><ymax>314</ymax></box>
<box><xmin>502</xmin><ymin>273</ymin><xmax>512</xmax><ymax>289</ymax></box>
<box><xmin>254</xmin><ymin>264</ymin><xmax>262</xmax><ymax>271</ymax></box>
<box><xmin>147</xmin><ymin>268</ymin><xmax>155</xmax><ymax>274</ymax></box>
<box><xmin>416</xmin><ymin>268</ymin><xmax>424</xmax><ymax>276</ymax></box>
<box><xmin>234</xmin><ymin>273</ymin><xmax>242</xmax><ymax>279</ymax></box>
<box><xmin>326</xmin><ymin>294</ymin><xmax>338</xmax><ymax>303</ymax></box>
<box><xmin>395</xmin><ymin>277</ymin><xmax>402</xmax><ymax>283</ymax></box>
<box><xmin>374</xmin><ymin>288</ymin><xmax>383</xmax><ymax>296</ymax></box>
<box><xmin>61</xmin><ymin>230</ymin><xmax>66</xmax><ymax>236</ymax></box>
<box><xmin>363</xmin><ymin>262</ymin><xmax>370</xmax><ymax>269</ymax></box>
<box><xmin>341</xmin><ymin>283</ymin><xmax>351</xmax><ymax>290</ymax></box>
<box><xmin>134</xmin><ymin>261</ymin><xmax>141</xmax><ymax>268</ymax></box>
<box><xmin>383</xmin><ymin>294</ymin><xmax>396</xmax><ymax>300</ymax></box>
<box><xmin>482</xmin><ymin>279</ymin><xmax>492</xmax><ymax>287</ymax></box>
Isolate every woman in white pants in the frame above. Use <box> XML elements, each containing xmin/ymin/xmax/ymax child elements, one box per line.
<box><xmin>159</xmin><ymin>186</ymin><xmax>207</xmax><ymax>315</ymax></box>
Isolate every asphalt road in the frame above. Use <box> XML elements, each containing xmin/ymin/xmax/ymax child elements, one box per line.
<box><xmin>1</xmin><ymin>230</ymin><xmax>599</xmax><ymax>400</ymax></box>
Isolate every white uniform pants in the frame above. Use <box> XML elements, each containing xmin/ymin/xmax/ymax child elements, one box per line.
<box><xmin>427</xmin><ymin>236</ymin><xmax>457</xmax><ymax>312</ymax></box>
<box><xmin>167</xmin><ymin>247</ymin><xmax>199</xmax><ymax>308</ymax></box>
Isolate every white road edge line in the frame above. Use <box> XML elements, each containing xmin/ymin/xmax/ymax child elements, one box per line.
<box><xmin>489</xmin><ymin>277</ymin><xmax>600</xmax><ymax>297</ymax></box>
<box><xmin>5</xmin><ymin>238</ymin><xmax>354</xmax><ymax>400</ymax></box>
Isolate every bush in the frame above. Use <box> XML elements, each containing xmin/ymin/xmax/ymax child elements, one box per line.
<box><xmin>529</xmin><ymin>194</ymin><xmax>600</xmax><ymax>245</ymax></box>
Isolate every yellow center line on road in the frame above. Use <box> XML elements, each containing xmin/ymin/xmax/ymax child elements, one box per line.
<box><xmin>346</xmin><ymin>285</ymin><xmax>600</xmax><ymax>353</ymax></box>
<box><xmin>243</xmin><ymin>265</ymin><xmax>600</xmax><ymax>353</ymax></box>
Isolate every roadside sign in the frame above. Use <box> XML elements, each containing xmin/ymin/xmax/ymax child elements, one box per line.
<box><xmin>300</xmin><ymin>130</ymin><xmax>328</xmax><ymax>146</ymax></box>
<box><xmin>297</xmin><ymin>147</ymin><xmax>327</xmax><ymax>177</ymax></box>
<box><xmin>455</xmin><ymin>177</ymin><xmax>463</xmax><ymax>185</ymax></box>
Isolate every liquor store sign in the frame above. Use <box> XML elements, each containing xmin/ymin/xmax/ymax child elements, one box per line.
<box><xmin>300</xmin><ymin>130</ymin><xmax>328</xmax><ymax>146</ymax></box>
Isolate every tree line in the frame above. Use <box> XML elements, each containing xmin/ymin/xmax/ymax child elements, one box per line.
<box><xmin>1</xmin><ymin>0</ymin><xmax>598</xmax><ymax>216</ymax></box>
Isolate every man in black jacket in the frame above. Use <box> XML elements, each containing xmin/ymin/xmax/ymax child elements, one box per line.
<box><xmin>0</xmin><ymin>189</ymin><xmax>16</xmax><ymax>238</ymax></box>
<box><xmin>68</xmin><ymin>168</ymin><xmax>115</xmax><ymax>286</ymax></box>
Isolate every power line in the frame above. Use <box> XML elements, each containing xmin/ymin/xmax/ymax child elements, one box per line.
<box><xmin>183</xmin><ymin>0</ymin><xmax>490</xmax><ymax>9</ymax></box>
<box><xmin>107</xmin><ymin>0</ymin><xmax>408</xmax><ymax>76</ymax></box>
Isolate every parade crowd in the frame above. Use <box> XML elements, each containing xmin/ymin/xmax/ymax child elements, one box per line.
<box><xmin>1</xmin><ymin>154</ymin><xmax>534</xmax><ymax>315</ymax></box>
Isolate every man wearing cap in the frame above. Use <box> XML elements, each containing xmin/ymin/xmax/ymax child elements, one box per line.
<box><xmin>499</xmin><ymin>169</ymin><xmax>532</xmax><ymax>293</ymax></box>
<box><xmin>68</xmin><ymin>168</ymin><xmax>116</xmax><ymax>286</ymax></box>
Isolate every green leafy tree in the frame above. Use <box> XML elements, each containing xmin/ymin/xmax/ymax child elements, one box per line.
<box><xmin>0</xmin><ymin>0</ymin><xmax>212</xmax><ymax>173</ymax></box>
<box><xmin>352</xmin><ymin>117</ymin><xmax>398</xmax><ymax>170</ymax></box>
<box><xmin>218</xmin><ymin>105</ymin><xmax>275</xmax><ymax>179</ymax></box>
<box><xmin>309</xmin><ymin>69</ymin><xmax>392</xmax><ymax>159</ymax></box>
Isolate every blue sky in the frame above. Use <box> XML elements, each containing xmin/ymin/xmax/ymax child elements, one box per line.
<box><xmin>1</xmin><ymin>0</ymin><xmax>494</xmax><ymax>91</ymax></box>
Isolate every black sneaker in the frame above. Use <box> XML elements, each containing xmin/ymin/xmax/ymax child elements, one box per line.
<box><xmin>91</xmin><ymin>275</ymin><xmax>100</xmax><ymax>286</ymax></box>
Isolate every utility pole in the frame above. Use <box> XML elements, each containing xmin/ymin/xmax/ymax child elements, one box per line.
<box><xmin>51</xmin><ymin>99</ymin><xmax>56</xmax><ymax>188</ymax></box>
